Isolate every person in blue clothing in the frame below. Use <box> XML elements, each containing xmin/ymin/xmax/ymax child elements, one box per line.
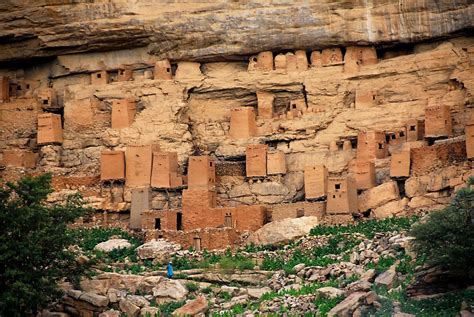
<box><xmin>167</xmin><ymin>261</ymin><xmax>174</xmax><ymax>279</ymax></box>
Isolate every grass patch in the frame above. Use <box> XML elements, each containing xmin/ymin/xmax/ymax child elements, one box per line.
<box><xmin>310</xmin><ymin>216</ymin><xmax>418</xmax><ymax>239</ymax></box>
<box><xmin>315</xmin><ymin>295</ymin><xmax>344</xmax><ymax>317</ymax></box>
<box><xmin>261</xmin><ymin>234</ymin><xmax>358</xmax><ymax>273</ymax></box>
<box><xmin>185</xmin><ymin>281</ymin><xmax>199</xmax><ymax>292</ymax></box>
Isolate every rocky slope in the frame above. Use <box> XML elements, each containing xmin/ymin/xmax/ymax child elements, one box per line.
<box><xmin>0</xmin><ymin>1</ymin><xmax>473</xmax><ymax>63</ymax></box>
<box><xmin>45</xmin><ymin>216</ymin><xmax>473</xmax><ymax>316</ymax></box>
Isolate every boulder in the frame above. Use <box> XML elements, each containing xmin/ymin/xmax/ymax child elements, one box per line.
<box><xmin>126</xmin><ymin>295</ymin><xmax>149</xmax><ymax>308</ymax></box>
<box><xmin>293</xmin><ymin>263</ymin><xmax>306</xmax><ymax>273</ymax></box>
<box><xmin>374</xmin><ymin>269</ymin><xmax>397</xmax><ymax>289</ymax></box>
<box><xmin>246</xmin><ymin>216</ymin><xmax>319</xmax><ymax>245</ymax></box>
<box><xmin>136</xmin><ymin>239</ymin><xmax>181</xmax><ymax>260</ymax></box>
<box><xmin>316</xmin><ymin>287</ymin><xmax>345</xmax><ymax>299</ymax></box>
<box><xmin>372</xmin><ymin>198</ymin><xmax>408</xmax><ymax>219</ymax></box>
<box><xmin>173</xmin><ymin>296</ymin><xmax>208</xmax><ymax>316</ymax></box>
<box><xmin>152</xmin><ymin>279</ymin><xmax>188</xmax><ymax>300</ymax></box>
<box><xmin>359</xmin><ymin>181</ymin><xmax>399</xmax><ymax>212</ymax></box>
<box><xmin>79</xmin><ymin>292</ymin><xmax>109</xmax><ymax>307</ymax></box>
<box><xmin>247</xmin><ymin>287</ymin><xmax>272</xmax><ymax>299</ymax></box>
<box><xmin>119</xmin><ymin>298</ymin><xmax>140</xmax><ymax>317</ymax></box>
<box><xmin>328</xmin><ymin>292</ymin><xmax>367</xmax><ymax>317</ymax></box>
<box><xmin>94</xmin><ymin>239</ymin><xmax>131</xmax><ymax>252</ymax></box>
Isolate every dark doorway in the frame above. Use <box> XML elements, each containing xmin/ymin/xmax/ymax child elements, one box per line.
<box><xmin>177</xmin><ymin>212</ymin><xmax>183</xmax><ymax>230</ymax></box>
<box><xmin>154</xmin><ymin>218</ymin><xmax>161</xmax><ymax>230</ymax></box>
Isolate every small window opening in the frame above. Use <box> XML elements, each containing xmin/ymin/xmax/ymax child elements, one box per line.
<box><xmin>210</xmin><ymin>162</ymin><xmax>213</xmax><ymax>167</ymax></box>
<box><xmin>378</xmin><ymin>143</ymin><xmax>384</xmax><ymax>149</ymax></box>
<box><xmin>26</xmin><ymin>84</ymin><xmax>30</xmax><ymax>89</ymax></box>
<box><xmin>410</xmin><ymin>125</ymin><xmax>416</xmax><ymax>131</ymax></box>
<box><xmin>43</xmin><ymin>99</ymin><xmax>48</xmax><ymax>105</ymax></box>
<box><xmin>335</xmin><ymin>184</ymin><xmax>341</xmax><ymax>190</ymax></box>
<box><xmin>252</xmin><ymin>57</ymin><xmax>257</xmax><ymax>62</ymax></box>
<box><xmin>400</xmin><ymin>131</ymin><xmax>405</xmax><ymax>137</ymax></box>
<box><xmin>333</xmin><ymin>195</ymin><xmax>336</xmax><ymax>199</ymax></box>
<box><xmin>166</xmin><ymin>68</ymin><xmax>171</xmax><ymax>73</ymax></box>
<box><xmin>97</xmin><ymin>73</ymin><xmax>101</xmax><ymax>78</ymax></box>
<box><xmin>391</xmin><ymin>134</ymin><xmax>396</xmax><ymax>139</ymax></box>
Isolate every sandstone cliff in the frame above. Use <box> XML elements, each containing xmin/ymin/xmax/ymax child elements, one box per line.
<box><xmin>0</xmin><ymin>1</ymin><xmax>473</xmax><ymax>62</ymax></box>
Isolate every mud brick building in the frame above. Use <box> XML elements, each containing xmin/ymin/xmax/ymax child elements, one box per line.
<box><xmin>154</xmin><ymin>59</ymin><xmax>172</xmax><ymax>80</ymax></box>
<box><xmin>390</xmin><ymin>151</ymin><xmax>411</xmax><ymax>178</ymax></box>
<box><xmin>91</xmin><ymin>70</ymin><xmax>108</xmax><ymax>85</ymax></box>
<box><xmin>357</xmin><ymin>131</ymin><xmax>387</xmax><ymax>161</ymax></box>
<box><xmin>246</xmin><ymin>144</ymin><xmax>268</xmax><ymax>177</ymax></box>
<box><xmin>424</xmin><ymin>104</ymin><xmax>452</xmax><ymax>138</ymax></box>
<box><xmin>100</xmin><ymin>151</ymin><xmax>125</xmax><ymax>181</ymax></box>
<box><xmin>229</xmin><ymin>107</ymin><xmax>257</xmax><ymax>139</ymax></box>
<box><xmin>326</xmin><ymin>176</ymin><xmax>358</xmax><ymax>214</ymax></box>
<box><xmin>406</xmin><ymin>119</ymin><xmax>425</xmax><ymax>142</ymax></box>
<box><xmin>151</xmin><ymin>152</ymin><xmax>181</xmax><ymax>188</ymax></box>
<box><xmin>111</xmin><ymin>99</ymin><xmax>136</xmax><ymax>129</ymax></box>
<box><xmin>304</xmin><ymin>165</ymin><xmax>328</xmax><ymax>199</ymax></box>
<box><xmin>351</xmin><ymin>160</ymin><xmax>376</xmax><ymax>190</ymax></box>
<box><xmin>188</xmin><ymin>156</ymin><xmax>216</xmax><ymax>190</ymax></box>
<box><xmin>37</xmin><ymin>113</ymin><xmax>63</xmax><ymax>144</ymax></box>
<box><xmin>125</xmin><ymin>145</ymin><xmax>156</xmax><ymax>187</ymax></box>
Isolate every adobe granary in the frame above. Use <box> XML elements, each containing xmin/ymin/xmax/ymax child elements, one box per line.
<box><xmin>229</xmin><ymin>107</ymin><xmax>257</xmax><ymax>139</ymax></box>
<box><xmin>117</xmin><ymin>65</ymin><xmax>134</xmax><ymax>81</ymax></box>
<box><xmin>424</xmin><ymin>104</ymin><xmax>452</xmax><ymax>138</ymax></box>
<box><xmin>321</xmin><ymin>48</ymin><xmax>343</xmax><ymax>66</ymax></box>
<box><xmin>111</xmin><ymin>99</ymin><xmax>136</xmax><ymax>129</ymax></box>
<box><xmin>90</xmin><ymin>70</ymin><xmax>109</xmax><ymax>85</ymax></box>
<box><xmin>37</xmin><ymin>113</ymin><xmax>63</xmax><ymax>145</ymax></box>
<box><xmin>187</xmin><ymin>155</ymin><xmax>216</xmax><ymax>190</ymax></box>
<box><xmin>344</xmin><ymin>46</ymin><xmax>377</xmax><ymax>73</ymax></box>
<box><xmin>100</xmin><ymin>151</ymin><xmax>125</xmax><ymax>181</ymax></box>
<box><xmin>151</xmin><ymin>152</ymin><xmax>182</xmax><ymax>188</ymax></box>
<box><xmin>154</xmin><ymin>59</ymin><xmax>172</xmax><ymax>80</ymax></box>
<box><xmin>357</xmin><ymin>131</ymin><xmax>387</xmax><ymax>161</ymax></box>
<box><xmin>326</xmin><ymin>176</ymin><xmax>358</xmax><ymax>214</ymax></box>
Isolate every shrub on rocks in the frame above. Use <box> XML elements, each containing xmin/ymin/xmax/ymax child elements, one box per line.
<box><xmin>410</xmin><ymin>177</ymin><xmax>474</xmax><ymax>278</ymax></box>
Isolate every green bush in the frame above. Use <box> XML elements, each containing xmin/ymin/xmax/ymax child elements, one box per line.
<box><xmin>0</xmin><ymin>174</ymin><xmax>91</xmax><ymax>316</ymax></box>
<box><xmin>410</xmin><ymin>177</ymin><xmax>474</xmax><ymax>278</ymax></box>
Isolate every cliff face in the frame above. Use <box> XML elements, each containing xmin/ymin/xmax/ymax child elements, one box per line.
<box><xmin>0</xmin><ymin>0</ymin><xmax>473</xmax><ymax>63</ymax></box>
<box><xmin>0</xmin><ymin>2</ymin><xmax>473</xmax><ymax>231</ymax></box>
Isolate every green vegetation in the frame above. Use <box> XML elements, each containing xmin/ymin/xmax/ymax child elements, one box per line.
<box><xmin>366</xmin><ymin>255</ymin><xmax>396</xmax><ymax>273</ymax></box>
<box><xmin>260</xmin><ymin>280</ymin><xmax>339</xmax><ymax>301</ymax></box>
<box><xmin>157</xmin><ymin>300</ymin><xmax>186</xmax><ymax>315</ymax></box>
<box><xmin>261</xmin><ymin>233</ymin><xmax>358</xmax><ymax>273</ymax></box>
<box><xmin>410</xmin><ymin>177</ymin><xmax>474</xmax><ymax>278</ymax></box>
<box><xmin>185</xmin><ymin>281</ymin><xmax>199</xmax><ymax>292</ymax></box>
<box><xmin>0</xmin><ymin>174</ymin><xmax>91</xmax><ymax>316</ymax></box>
<box><xmin>68</xmin><ymin>227</ymin><xmax>143</xmax><ymax>263</ymax></box>
<box><xmin>315</xmin><ymin>295</ymin><xmax>344</xmax><ymax>317</ymax></box>
<box><xmin>310</xmin><ymin>216</ymin><xmax>418</xmax><ymax>238</ymax></box>
<box><xmin>218</xmin><ymin>291</ymin><xmax>232</xmax><ymax>301</ymax></box>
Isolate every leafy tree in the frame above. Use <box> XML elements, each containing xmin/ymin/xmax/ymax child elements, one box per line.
<box><xmin>410</xmin><ymin>177</ymin><xmax>474</xmax><ymax>279</ymax></box>
<box><xmin>0</xmin><ymin>173</ymin><xmax>91</xmax><ymax>316</ymax></box>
